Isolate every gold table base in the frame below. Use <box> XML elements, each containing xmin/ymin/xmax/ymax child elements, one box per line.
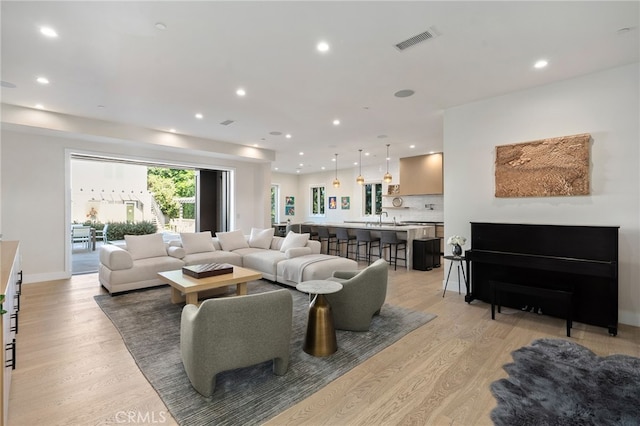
<box><xmin>303</xmin><ymin>294</ymin><xmax>337</xmax><ymax>357</ymax></box>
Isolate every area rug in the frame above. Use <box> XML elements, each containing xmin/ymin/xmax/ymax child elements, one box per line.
<box><xmin>490</xmin><ymin>338</ymin><xmax>640</xmax><ymax>426</ymax></box>
<box><xmin>94</xmin><ymin>281</ymin><xmax>436</xmax><ymax>425</ymax></box>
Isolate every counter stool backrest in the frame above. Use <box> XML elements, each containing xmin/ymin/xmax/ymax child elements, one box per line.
<box><xmin>356</xmin><ymin>229</ymin><xmax>375</xmax><ymax>242</ymax></box>
<box><xmin>381</xmin><ymin>230</ymin><xmax>404</xmax><ymax>244</ymax></box>
<box><xmin>335</xmin><ymin>228</ymin><xmax>352</xmax><ymax>240</ymax></box>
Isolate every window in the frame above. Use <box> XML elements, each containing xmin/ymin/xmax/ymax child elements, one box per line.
<box><xmin>270</xmin><ymin>184</ymin><xmax>279</xmax><ymax>224</ymax></box>
<box><xmin>363</xmin><ymin>183</ymin><xmax>382</xmax><ymax>215</ymax></box>
<box><xmin>310</xmin><ymin>185</ymin><xmax>325</xmax><ymax>216</ymax></box>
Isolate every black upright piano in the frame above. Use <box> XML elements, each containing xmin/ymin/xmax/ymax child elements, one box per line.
<box><xmin>465</xmin><ymin>222</ymin><xmax>619</xmax><ymax>335</ymax></box>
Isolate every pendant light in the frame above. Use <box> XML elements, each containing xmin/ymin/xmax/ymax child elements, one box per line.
<box><xmin>332</xmin><ymin>153</ymin><xmax>340</xmax><ymax>188</ymax></box>
<box><xmin>356</xmin><ymin>149</ymin><xmax>365</xmax><ymax>185</ymax></box>
<box><xmin>383</xmin><ymin>144</ymin><xmax>392</xmax><ymax>183</ymax></box>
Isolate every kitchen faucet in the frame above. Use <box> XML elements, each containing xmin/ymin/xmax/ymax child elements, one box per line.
<box><xmin>379</xmin><ymin>211</ymin><xmax>388</xmax><ymax>226</ymax></box>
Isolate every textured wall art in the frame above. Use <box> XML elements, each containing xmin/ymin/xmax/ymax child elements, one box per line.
<box><xmin>495</xmin><ymin>133</ymin><xmax>591</xmax><ymax>198</ymax></box>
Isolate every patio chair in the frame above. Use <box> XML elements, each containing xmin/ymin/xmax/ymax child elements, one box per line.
<box><xmin>72</xmin><ymin>226</ymin><xmax>92</xmax><ymax>251</ymax></box>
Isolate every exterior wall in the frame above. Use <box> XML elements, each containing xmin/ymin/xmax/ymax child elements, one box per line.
<box><xmin>71</xmin><ymin>160</ymin><xmax>152</xmax><ymax>224</ymax></box>
<box><xmin>444</xmin><ymin>63</ymin><xmax>639</xmax><ymax>326</ymax></box>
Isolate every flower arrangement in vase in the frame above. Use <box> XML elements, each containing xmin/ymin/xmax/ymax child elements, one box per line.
<box><xmin>447</xmin><ymin>235</ymin><xmax>467</xmax><ymax>257</ymax></box>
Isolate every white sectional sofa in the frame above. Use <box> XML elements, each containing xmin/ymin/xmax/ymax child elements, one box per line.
<box><xmin>98</xmin><ymin>229</ymin><xmax>357</xmax><ymax>294</ymax></box>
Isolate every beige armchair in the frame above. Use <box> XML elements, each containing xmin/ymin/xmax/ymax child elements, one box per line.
<box><xmin>325</xmin><ymin>258</ymin><xmax>388</xmax><ymax>331</ymax></box>
<box><xmin>180</xmin><ymin>289</ymin><xmax>293</xmax><ymax>397</ymax></box>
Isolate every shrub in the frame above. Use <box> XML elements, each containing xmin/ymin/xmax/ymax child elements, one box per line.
<box><xmin>106</xmin><ymin>221</ymin><xmax>157</xmax><ymax>241</ymax></box>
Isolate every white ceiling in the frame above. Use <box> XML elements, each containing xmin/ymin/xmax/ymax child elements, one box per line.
<box><xmin>1</xmin><ymin>1</ymin><xmax>638</xmax><ymax>174</ymax></box>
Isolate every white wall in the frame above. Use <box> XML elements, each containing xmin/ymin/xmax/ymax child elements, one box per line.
<box><xmin>444</xmin><ymin>63</ymin><xmax>639</xmax><ymax>326</ymax></box>
<box><xmin>1</xmin><ymin>128</ymin><xmax>271</xmax><ymax>283</ymax></box>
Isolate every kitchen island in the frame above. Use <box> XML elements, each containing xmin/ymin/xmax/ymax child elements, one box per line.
<box><xmin>306</xmin><ymin>222</ymin><xmax>436</xmax><ymax>270</ymax></box>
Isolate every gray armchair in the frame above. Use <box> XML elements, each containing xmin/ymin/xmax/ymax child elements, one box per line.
<box><xmin>325</xmin><ymin>258</ymin><xmax>388</xmax><ymax>331</ymax></box>
<box><xmin>180</xmin><ymin>289</ymin><xmax>293</xmax><ymax>397</ymax></box>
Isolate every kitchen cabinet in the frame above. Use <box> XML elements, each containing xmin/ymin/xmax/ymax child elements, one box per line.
<box><xmin>0</xmin><ymin>241</ymin><xmax>20</xmax><ymax>426</ymax></box>
<box><xmin>399</xmin><ymin>153</ymin><xmax>443</xmax><ymax>195</ymax></box>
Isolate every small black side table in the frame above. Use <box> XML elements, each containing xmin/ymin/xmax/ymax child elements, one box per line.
<box><xmin>443</xmin><ymin>255</ymin><xmax>467</xmax><ymax>297</ymax></box>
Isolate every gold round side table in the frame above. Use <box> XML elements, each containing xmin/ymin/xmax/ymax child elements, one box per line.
<box><xmin>296</xmin><ymin>280</ymin><xmax>343</xmax><ymax>357</ymax></box>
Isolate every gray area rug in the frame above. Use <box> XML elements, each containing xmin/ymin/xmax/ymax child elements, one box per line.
<box><xmin>94</xmin><ymin>281</ymin><xmax>436</xmax><ymax>425</ymax></box>
<box><xmin>491</xmin><ymin>338</ymin><xmax>640</xmax><ymax>426</ymax></box>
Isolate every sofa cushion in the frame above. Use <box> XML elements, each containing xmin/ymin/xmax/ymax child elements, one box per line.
<box><xmin>125</xmin><ymin>233</ymin><xmax>167</xmax><ymax>260</ymax></box>
<box><xmin>216</xmin><ymin>230</ymin><xmax>249</xmax><ymax>251</ymax></box>
<box><xmin>280</xmin><ymin>231</ymin><xmax>310</xmax><ymax>252</ymax></box>
<box><xmin>242</xmin><ymin>250</ymin><xmax>287</xmax><ymax>279</ymax></box>
<box><xmin>249</xmin><ymin>227</ymin><xmax>275</xmax><ymax>249</ymax></box>
<box><xmin>182</xmin><ymin>251</ymin><xmax>243</xmax><ymax>267</ymax></box>
<box><xmin>181</xmin><ymin>231</ymin><xmax>215</xmax><ymax>254</ymax></box>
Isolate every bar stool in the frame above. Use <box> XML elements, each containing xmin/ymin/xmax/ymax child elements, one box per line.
<box><xmin>379</xmin><ymin>231</ymin><xmax>407</xmax><ymax>270</ymax></box>
<box><xmin>335</xmin><ymin>228</ymin><xmax>357</xmax><ymax>259</ymax></box>
<box><xmin>355</xmin><ymin>229</ymin><xmax>380</xmax><ymax>265</ymax></box>
<box><xmin>300</xmin><ymin>224</ymin><xmax>319</xmax><ymax>240</ymax></box>
<box><xmin>316</xmin><ymin>226</ymin><xmax>337</xmax><ymax>255</ymax></box>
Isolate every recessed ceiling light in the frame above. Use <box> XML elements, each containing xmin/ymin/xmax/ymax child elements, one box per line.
<box><xmin>253</xmin><ymin>143</ymin><xmax>259</xmax><ymax>147</ymax></box>
<box><xmin>321</xmin><ymin>166</ymin><xmax>326</xmax><ymax>170</ymax></box>
<box><xmin>274</xmin><ymin>167</ymin><xmax>279</xmax><ymax>171</ymax></box>
<box><xmin>394</xmin><ymin>89</ymin><xmax>415</xmax><ymax>98</ymax></box>
<box><xmin>331</xmin><ymin>157</ymin><xmax>336</xmax><ymax>162</ymax></box>
<box><xmin>317</xmin><ymin>41</ymin><xmax>330</xmax><ymax>52</ymax></box>
<box><xmin>169</xmin><ymin>128</ymin><xmax>176</xmax><ymax>133</ymax></box>
<box><xmin>299</xmin><ymin>152</ymin><xmax>304</xmax><ymax>156</ymax></box>
<box><xmin>155</xmin><ymin>22</ymin><xmax>167</xmax><ymax>30</ymax></box>
<box><xmin>35</xmin><ymin>104</ymin><xmax>44</xmax><ymax>109</ymax></box>
<box><xmin>365</xmin><ymin>152</ymin><xmax>370</xmax><ymax>156</ymax></box>
<box><xmin>40</xmin><ymin>27</ymin><xmax>58</xmax><ymax>38</ymax></box>
<box><xmin>332</xmin><ymin>119</ymin><xmax>340</xmax><ymax>126</ymax></box>
<box><xmin>299</xmin><ymin>163</ymin><xmax>304</xmax><ymax>167</ymax></box>
<box><xmin>410</xmin><ymin>144</ymin><xmax>415</xmax><ymax>148</ymax></box>
<box><xmin>296</xmin><ymin>170</ymin><xmax>301</xmax><ymax>173</ymax></box>
<box><xmin>36</xmin><ymin>77</ymin><xmax>49</xmax><ymax>85</ymax></box>
<box><xmin>195</xmin><ymin>113</ymin><xmax>203</xmax><ymax>119</ymax></box>
<box><xmin>534</xmin><ymin>59</ymin><xmax>548</xmax><ymax>69</ymax></box>
<box><xmin>285</xmin><ymin>134</ymin><xmax>292</xmax><ymax>139</ymax></box>
<box><xmin>236</xmin><ymin>88</ymin><xmax>246</xmax><ymax>96</ymax></box>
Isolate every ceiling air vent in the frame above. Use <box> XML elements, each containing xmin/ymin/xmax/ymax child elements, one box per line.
<box><xmin>394</xmin><ymin>28</ymin><xmax>439</xmax><ymax>51</ymax></box>
<box><xmin>220</xmin><ymin>119</ymin><xmax>235</xmax><ymax>126</ymax></box>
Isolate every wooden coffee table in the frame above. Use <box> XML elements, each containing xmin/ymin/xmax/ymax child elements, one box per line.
<box><xmin>158</xmin><ymin>266</ymin><xmax>262</xmax><ymax>306</ymax></box>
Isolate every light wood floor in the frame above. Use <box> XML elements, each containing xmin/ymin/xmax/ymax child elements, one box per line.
<box><xmin>9</xmin><ymin>264</ymin><xmax>639</xmax><ymax>426</ymax></box>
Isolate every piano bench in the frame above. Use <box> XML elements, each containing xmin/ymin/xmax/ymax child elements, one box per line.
<box><xmin>489</xmin><ymin>281</ymin><xmax>573</xmax><ymax>337</ymax></box>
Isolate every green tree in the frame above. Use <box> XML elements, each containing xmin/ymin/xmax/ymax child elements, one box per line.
<box><xmin>147</xmin><ymin>168</ymin><xmax>196</xmax><ymax>219</ymax></box>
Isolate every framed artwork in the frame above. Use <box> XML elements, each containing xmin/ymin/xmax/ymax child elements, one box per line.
<box><xmin>285</xmin><ymin>196</ymin><xmax>295</xmax><ymax>206</ymax></box>
<box><xmin>329</xmin><ymin>196</ymin><xmax>337</xmax><ymax>209</ymax></box>
<box><xmin>341</xmin><ymin>196</ymin><xmax>350</xmax><ymax>209</ymax></box>
<box><xmin>387</xmin><ymin>184</ymin><xmax>400</xmax><ymax>195</ymax></box>
<box><xmin>495</xmin><ymin>133</ymin><xmax>590</xmax><ymax>197</ymax></box>
<box><xmin>285</xmin><ymin>206</ymin><xmax>295</xmax><ymax>216</ymax></box>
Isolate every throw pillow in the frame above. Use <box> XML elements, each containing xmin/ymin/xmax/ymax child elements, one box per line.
<box><xmin>249</xmin><ymin>227</ymin><xmax>274</xmax><ymax>249</ymax></box>
<box><xmin>180</xmin><ymin>231</ymin><xmax>215</xmax><ymax>254</ymax></box>
<box><xmin>216</xmin><ymin>229</ymin><xmax>249</xmax><ymax>251</ymax></box>
<box><xmin>124</xmin><ymin>233</ymin><xmax>167</xmax><ymax>260</ymax></box>
<box><xmin>280</xmin><ymin>231</ymin><xmax>310</xmax><ymax>252</ymax></box>
<box><xmin>285</xmin><ymin>247</ymin><xmax>312</xmax><ymax>258</ymax></box>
